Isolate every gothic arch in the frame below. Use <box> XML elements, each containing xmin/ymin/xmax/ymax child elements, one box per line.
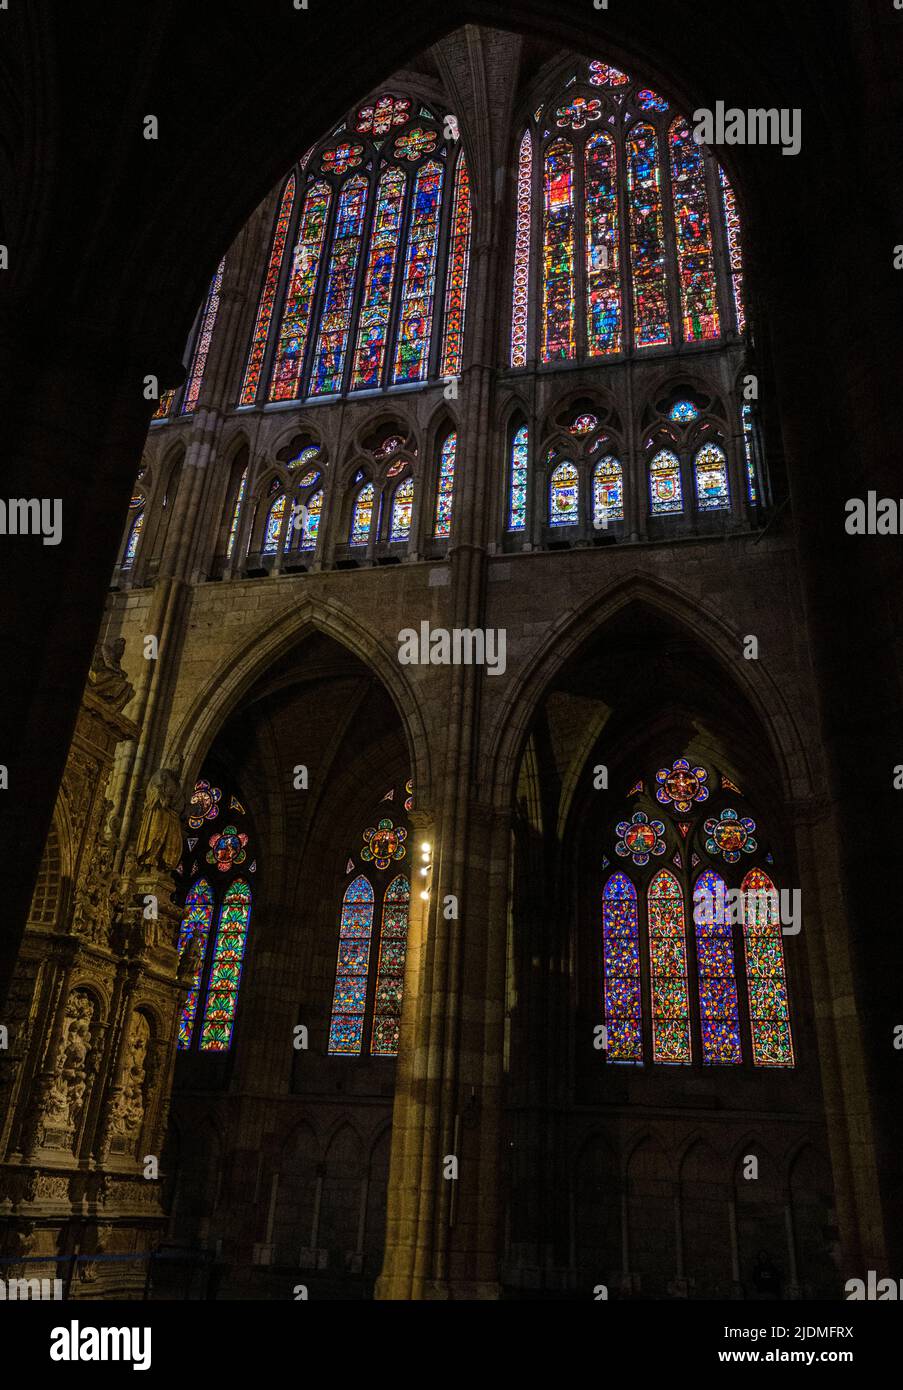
<box><xmin>483</xmin><ymin>572</ymin><xmax>816</xmax><ymax>815</ymax></box>
<box><xmin>168</xmin><ymin>596</ymin><xmax>432</xmax><ymax>809</ymax></box>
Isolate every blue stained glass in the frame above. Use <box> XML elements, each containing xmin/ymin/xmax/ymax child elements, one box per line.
<box><xmin>509</xmin><ymin>425</ymin><xmax>528</xmax><ymax>531</ymax></box>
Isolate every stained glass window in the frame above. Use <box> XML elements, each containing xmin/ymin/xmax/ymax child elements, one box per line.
<box><xmin>602</xmin><ymin>873</ymin><xmax>642</xmax><ymax>1062</ymax></box>
<box><xmin>741</xmin><ymin>403</ymin><xmax>758</xmax><ymax>504</ymax></box>
<box><xmin>198</xmin><ymin>879</ymin><xmax>252</xmax><ymax>1051</ymax></box>
<box><xmin>393</xmin><ymin>160</ymin><xmax>444</xmax><ymax>383</ymax></box>
<box><xmin>239</xmin><ymin>175</ymin><xmax>296</xmax><ymax>405</ymax></box>
<box><xmin>288</xmin><ymin>446</ymin><xmax>320</xmax><ymax>472</ymax></box>
<box><xmin>627</xmin><ymin>126</ymin><xmax>670</xmax><ymax>348</ymax></box>
<box><xmin>177</xmin><ymin>879</ymin><xmax>214</xmax><ymax>1049</ymax></box>
<box><xmin>510</xmin><ymin>130</ymin><xmax>533</xmax><ymax>367</ymax></box>
<box><xmin>650</xmin><ymin>449</ymin><xmax>683</xmax><ymax>514</ymax></box>
<box><xmin>328</xmin><ymin>875</ymin><xmax>375</xmax><ymax>1054</ymax></box>
<box><xmin>440</xmin><ymin>155</ymin><xmax>472</xmax><ymax>378</ymax></box>
<box><xmin>153</xmin><ymin>390</ymin><xmax>175</xmax><ymax>421</ymax></box>
<box><xmin>593</xmin><ymin>456</ymin><xmax>624</xmax><ymax>526</ymax></box>
<box><xmin>350</xmin><ymin>482</ymin><xmax>374</xmax><ymax>545</ymax></box>
<box><xmin>123</xmin><ymin>511</ymin><xmax>144</xmax><ymax>567</ymax></box>
<box><xmin>694</xmin><ymin>443</ymin><xmax>730</xmax><ymax>512</ymax></box>
<box><xmin>181</xmin><ymin>258</ymin><xmax>226</xmax><ymax>415</ymax></box>
<box><xmin>389</xmin><ymin>477</ymin><xmax>414</xmax><ymax>541</ymax></box>
<box><xmin>509</xmin><ymin>424</ymin><xmax>528</xmax><ymax>531</ymax></box>
<box><xmin>262</xmin><ymin>493</ymin><xmax>286</xmax><ymax>553</ymax></box>
<box><xmin>648</xmin><ymin>870</ymin><xmax>691</xmax><ymax>1064</ymax></box>
<box><xmin>351</xmin><ymin>167</ymin><xmax>406</xmax><ymax>390</ymax></box>
<box><xmin>720</xmin><ymin>167</ymin><xmax>746</xmax><ymax>334</ymax></box>
<box><xmin>370</xmin><ymin>874</ymin><xmax>410</xmax><ymax>1056</ymax></box>
<box><xmin>584</xmin><ymin>132</ymin><xmax>621</xmax><ymax>355</ymax></box>
<box><xmin>226</xmin><ymin>466</ymin><xmax>248</xmax><ymax>559</ymax></box>
<box><xmin>741</xmin><ymin>869</ymin><xmax>793</xmax><ymax>1066</ymax></box>
<box><xmin>300</xmin><ymin>489</ymin><xmax>323</xmax><ymax>551</ymax></box>
<box><xmin>434</xmin><ymin>431</ymin><xmax>456</xmax><ymax>538</ymax></box>
<box><xmin>549</xmin><ymin>459</ymin><xmax>579</xmax><ymax>526</ymax></box>
<box><xmin>693</xmin><ymin>869</ymin><xmax>742</xmax><ymax>1064</ymax></box>
<box><xmin>269</xmin><ymin>182</ymin><xmax>332</xmax><ymax>401</ymax></box>
<box><xmin>310</xmin><ymin>176</ymin><xmax>369</xmax><ymax>395</ymax></box>
<box><xmin>542</xmin><ymin>140</ymin><xmax>576</xmax><ymax>362</ymax></box>
<box><xmin>669</xmin><ymin>119</ymin><xmax>720</xmax><ymax>343</ymax></box>
<box><xmin>669</xmin><ymin>400</ymin><xmax>699</xmax><ymax>424</ymax></box>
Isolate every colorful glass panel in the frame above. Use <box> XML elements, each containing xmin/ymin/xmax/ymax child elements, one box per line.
<box><xmin>741</xmin><ymin>868</ymin><xmax>794</xmax><ymax>1067</ymax></box>
<box><xmin>350</xmin><ymin>482</ymin><xmax>374</xmax><ymax>545</ymax></box>
<box><xmin>695</xmin><ymin>443</ymin><xmax>730</xmax><ymax>512</ymax></box>
<box><xmin>741</xmin><ymin>403</ymin><xmax>758</xmax><ymax>504</ymax></box>
<box><xmin>440</xmin><ymin>156</ymin><xmax>472</xmax><ymax>378</ymax></box>
<box><xmin>226</xmin><ymin>466</ymin><xmax>248</xmax><ymax>559</ymax></box>
<box><xmin>648</xmin><ymin>870</ymin><xmax>691</xmax><ymax>1063</ymax></box>
<box><xmin>177</xmin><ymin>879</ymin><xmax>214</xmax><ymax>1049</ymax></box>
<box><xmin>389</xmin><ymin>477</ymin><xmax>414</xmax><ymax>541</ymax></box>
<box><xmin>669</xmin><ymin>119</ymin><xmax>720</xmax><ymax>342</ymax></box>
<box><xmin>356</xmin><ymin>95</ymin><xmax>411</xmax><ymax>135</ymax></box>
<box><xmin>393</xmin><ymin>160</ymin><xmax>444</xmax><ymax>383</ymax></box>
<box><xmin>510</xmin><ymin>131</ymin><xmax>533</xmax><ymax>368</ymax></box>
<box><xmin>370</xmin><ymin>874</ymin><xmax>410</xmax><ymax>1056</ymax></box>
<box><xmin>549</xmin><ymin>459</ymin><xmax>578</xmax><ymax>526</ymax></box>
<box><xmin>656</xmin><ymin>757</ymin><xmax>708</xmax><ymax>812</ymax></box>
<box><xmin>669</xmin><ymin>399</ymin><xmax>699</xmax><ymax>424</ymax></box>
<box><xmin>434</xmin><ymin>432</ymin><xmax>456</xmax><ymax>538</ymax></box>
<box><xmin>351</xmin><ymin>166</ymin><xmax>406</xmax><ymax>389</ymax></box>
<box><xmin>627</xmin><ymin>125</ymin><xmax>671</xmax><ymax>348</ymax></box>
<box><xmin>720</xmin><ymin>167</ymin><xmax>746</xmax><ymax>334</ymax></box>
<box><xmin>329</xmin><ymin>875</ymin><xmax>375</xmax><ymax>1054</ymax></box>
<box><xmin>262</xmin><ymin>494</ymin><xmax>286</xmax><ymax>553</ymax></box>
<box><xmin>310</xmin><ymin>175</ymin><xmax>368</xmax><ymax>395</ymax></box>
<box><xmin>199</xmin><ymin>879</ymin><xmax>252</xmax><ymax>1051</ymax></box>
<box><xmin>602</xmin><ymin>873</ymin><xmax>642</xmax><ymax>1062</ymax></box>
<box><xmin>181</xmin><ymin>258</ymin><xmax>225</xmax><ymax>414</ymax></box>
<box><xmin>637</xmin><ymin>89</ymin><xmax>669</xmax><ymax>112</ymax></box>
<box><xmin>589</xmin><ymin>60</ymin><xmax>629</xmax><ymax>87</ymax></box>
<box><xmin>300</xmin><ymin>489</ymin><xmax>322</xmax><ymax>551</ymax></box>
<box><xmin>593</xmin><ymin>455</ymin><xmax>624</xmax><ymax>525</ymax></box>
<box><xmin>649</xmin><ymin>449</ymin><xmax>682</xmax><ymax>514</ymax></box>
<box><xmin>123</xmin><ymin>511</ymin><xmax>144</xmax><ymax>566</ymax></box>
<box><xmin>509</xmin><ymin>424</ymin><xmax>528</xmax><ymax>531</ymax></box>
<box><xmin>239</xmin><ymin>175</ymin><xmax>296</xmax><ymax>404</ymax></box>
<box><xmin>269</xmin><ymin>182</ymin><xmax>332</xmax><ymax>401</ymax></box>
<box><xmin>153</xmin><ymin>390</ymin><xmax>175</xmax><ymax>420</ymax></box>
<box><xmin>584</xmin><ymin>132</ymin><xmax>621</xmax><ymax>356</ymax></box>
<box><xmin>542</xmin><ymin>140</ymin><xmax>576</xmax><ymax>362</ymax></box>
<box><xmin>288</xmin><ymin>445</ymin><xmax>320</xmax><ymax>472</ymax></box>
<box><xmin>693</xmin><ymin>870</ymin><xmax>742</xmax><ymax>1064</ymax></box>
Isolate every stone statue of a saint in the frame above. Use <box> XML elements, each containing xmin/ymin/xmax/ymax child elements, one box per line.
<box><xmin>134</xmin><ymin>755</ymin><xmax>187</xmax><ymax>872</ymax></box>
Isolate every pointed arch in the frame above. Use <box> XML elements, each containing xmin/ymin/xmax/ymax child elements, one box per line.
<box><xmin>269</xmin><ymin>181</ymin><xmax>333</xmax><ymax>401</ymax></box>
<box><xmin>693</xmin><ymin>869</ymin><xmax>742</xmax><ymax>1065</ymax></box>
<box><xmin>350</xmin><ymin>481</ymin><xmax>375</xmax><ymax>545</ymax></box>
<box><xmin>181</xmin><ymin>257</ymin><xmax>226</xmax><ymax>414</ymax></box>
<box><xmin>371</xmin><ymin>873</ymin><xmax>410</xmax><ymax>1056</ymax></box>
<box><xmin>433</xmin><ymin>429</ymin><xmax>456</xmax><ymax>538</ymax></box>
<box><xmin>542</xmin><ymin>138</ymin><xmax>576</xmax><ymax>362</ymax></box>
<box><xmin>310</xmin><ymin>174</ymin><xmax>370</xmax><ymax>395</ymax></box>
<box><xmin>694</xmin><ymin>442</ymin><xmax>730</xmax><ymax>512</ymax></box>
<box><xmin>393</xmin><ymin>159</ymin><xmax>444</xmax><ymax>383</ymax></box>
<box><xmin>176</xmin><ymin>879</ymin><xmax>215</xmax><ymax>1049</ymax></box>
<box><xmin>225</xmin><ymin>463</ymin><xmax>249</xmax><ymax>558</ymax></box>
<box><xmin>510</xmin><ymin>129</ymin><xmax>533</xmax><ymax>367</ymax></box>
<box><xmin>239</xmin><ymin>173</ymin><xmax>296</xmax><ymax>405</ymax></box>
<box><xmin>602</xmin><ymin>872</ymin><xmax>642</xmax><ymax>1063</ymax></box>
<box><xmin>549</xmin><ymin>457</ymin><xmax>579</xmax><ymax>525</ymax></box>
<box><xmin>261</xmin><ymin>492</ymin><xmax>287</xmax><ymax>554</ymax></box>
<box><xmin>648</xmin><ymin>869</ymin><xmax>691</xmax><ymax>1063</ymax></box>
<box><xmin>440</xmin><ymin>153</ymin><xmax>472</xmax><ymax>378</ymax></box>
<box><xmin>300</xmin><ymin>487</ymin><xmax>323</xmax><ymax>552</ymax></box>
<box><xmin>508</xmin><ymin>421</ymin><xmax>529</xmax><ymax>531</ymax></box>
<box><xmin>668</xmin><ymin>117</ymin><xmax>720</xmax><ymax>342</ymax></box>
<box><xmin>741</xmin><ymin>868</ymin><xmax>794</xmax><ymax>1066</ymax></box>
<box><xmin>351</xmin><ymin>165</ymin><xmax>407</xmax><ymax>389</ymax></box>
<box><xmin>584</xmin><ymin>130</ymin><xmax>621</xmax><ymax>356</ymax></box>
<box><xmin>329</xmin><ymin>874</ymin><xmax>375</xmax><ymax>1055</ymax></box>
<box><xmin>592</xmin><ymin>454</ymin><xmax>623</xmax><ymax>526</ymax></box>
<box><xmin>199</xmin><ymin>878</ymin><xmax>252</xmax><ymax>1050</ymax></box>
<box><xmin>122</xmin><ymin>509</ymin><xmax>145</xmax><ymax>567</ymax></box>
<box><xmin>649</xmin><ymin>448</ymin><xmax>682</xmax><ymax>515</ymax></box>
<box><xmin>627</xmin><ymin>124</ymin><xmax>670</xmax><ymax>348</ymax></box>
<box><xmin>389</xmin><ymin>476</ymin><xmax>414</xmax><ymax>542</ymax></box>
